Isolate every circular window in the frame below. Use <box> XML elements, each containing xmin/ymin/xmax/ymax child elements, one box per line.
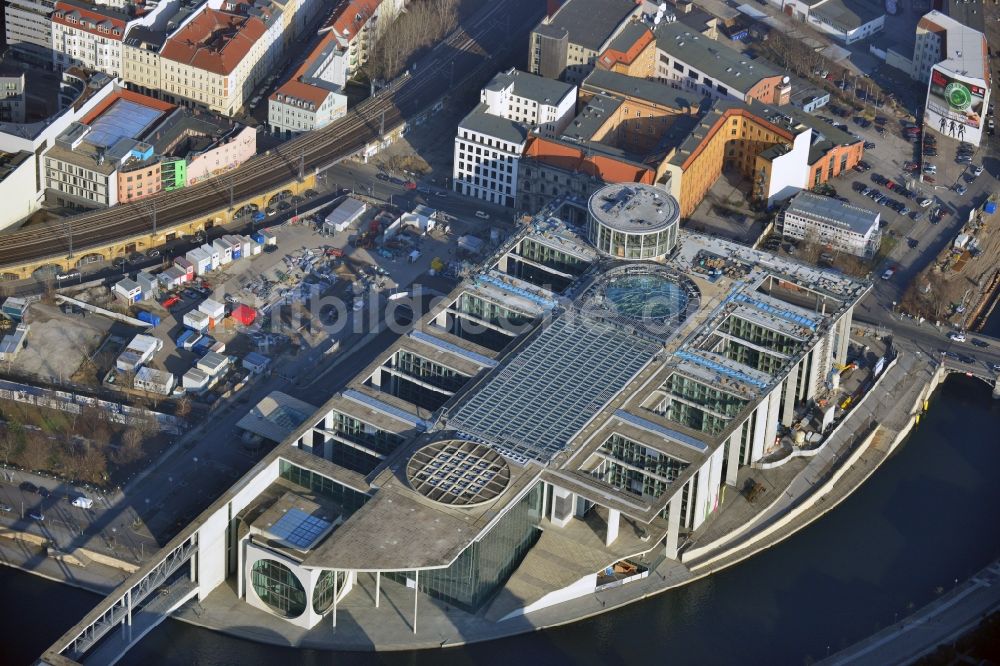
<box><xmin>250</xmin><ymin>559</ymin><xmax>306</xmax><ymax>618</ymax></box>
<box><xmin>313</xmin><ymin>570</ymin><xmax>347</xmax><ymax>614</ymax></box>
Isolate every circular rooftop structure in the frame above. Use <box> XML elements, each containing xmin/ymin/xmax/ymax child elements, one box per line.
<box><xmin>587</xmin><ymin>183</ymin><xmax>680</xmax><ymax>260</ymax></box>
<box><xmin>406</xmin><ymin>440</ymin><xmax>511</xmax><ymax>507</ymax></box>
<box><xmin>583</xmin><ymin>264</ymin><xmax>700</xmax><ymax>339</ymax></box>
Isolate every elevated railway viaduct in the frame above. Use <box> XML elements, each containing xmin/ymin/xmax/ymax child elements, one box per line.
<box><xmin>0</xmin><ymin>2</ymin><xmax>515</xmax><ymax>281</ymax></box>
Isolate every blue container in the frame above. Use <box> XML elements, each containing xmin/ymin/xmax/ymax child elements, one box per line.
<box><xmin>136</xmin><ymin>310</ymin><xmax>161</xmax><ymax>327</ymax></box>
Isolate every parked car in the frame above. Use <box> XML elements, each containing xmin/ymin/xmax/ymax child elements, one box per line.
<box><xmin>161</xmin><ymin>294</ymin><xmax>180</xmax><ymax>308</ymax></box>
<box><xmin>475</xmin><ymin>210</ymin><xmax>490</xmax><ymax>220</ymax></box>
<box><xmin>71</xmin><ymin>496</ymin><xmax>94</xmax><ymax>509</ymax></box>
<box><xmin>29</xmin><ymin>511</ymin><xmax>44</xmax><ymax>521</ymax></box>
<box><xmin>146</xmin><ymin>249</ymin><xmax>161</xmax><ymax>259</ymax></box>
<box><xmin>954</xmin><ymin>183</ymin><xmax>968</xmax><ymax>196</ymax></box>
<box><xmin>971</xmin><ymin>339</ymin><xmax>989</xmax><ymax>348</ymax></box>
<box><xmin>19</xmin><ymin>481</ymin><xmax>38</xmax><ymax>493</ymax></box>
<box><xmin>881</xmin><ymin>267</ymin><xmax>895</xmax><ymax>280</ymax></box>
<box><xmin>375</xmin><ymin>172</ymin><xmax>389</xmax><ymax>182</ymax></box>
<box><xmin>864</xmin><ymin>141</ymin><xmax>876</xmax><ymax>150</ymax></box>
<box><xmin>918</xmin><ymin>197</ymin><xmax>933</xmax><ymax>207</ymax></box>
<box><xmin>948</xmin><ymin>331</ymin><xmax>967</xmax><ymax>342</ymax></box>
<box><xmin>971</xmin><ymin>164</ymin><xmax>984</xmax><ymax>177</ymax></box>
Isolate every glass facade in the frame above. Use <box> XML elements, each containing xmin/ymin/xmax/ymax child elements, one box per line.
<box><xmin>394</xmin><ymin>351</ymin><xmax>469</xmax><ymax>393</ymax></box>
<box><xmin>654</xmin><ymin>373</ymin><xmax>747</xmax><ymax>436</ymax></box>
<box><xmin>595</xmin><ymin>434</ymin><xmax>689</xmax><ymax>498</ymax></box>
<box><xmin>720</xmin><ymin>316</ymin><xmax>799</xmax><ymax>374</ymax></box>
<box><xmin>456</xmin><ymin>293</ymin><xmax>533</xmax><ymax>330</ymax></box>
<box><xmin>250</xmin><ymin>559</ymin><xmax>306</xmax><ymax>618</ymax></box>
<box><xmin>278</xmin><ymin>459</ymin><xmax>370</xmax><ymax>517</ymax></box>
<box><xmin>388</xmin><ymin>483</ymin><xmax>543</xmax><ymax>612</ymax></box>
<box><xmin>312</xmin><ymin>570</ymin><xmax>348</xmax><ymax>614</ymax></box>
<box><xmin>517</xmin><ymin>238</ymin><xmax>588</xmax><ymax>276</ymax></box>
<box><xmin>589</xmin><ymin>219</ymin><xmax>677</xmax><ymax>260</ymax></box>
<box><xmin>314</xmin><ymin>411</ymin><xmax>405</xmax><ymax>475</ymax></box>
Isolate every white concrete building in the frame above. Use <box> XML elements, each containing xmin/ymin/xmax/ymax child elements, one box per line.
<box><xmin>481</xmin><ymin>68</ymin><xmax>577</xmax><ymax>137</ymax></box>
<box><xmin>268</xmin><ymin>31</ymin><xmax>348</xmax><ymax>136</ymax></box>
<box><xmin>452</xmin><ymin>70</ymin><xmax>576</xmax><ymax>208</ymax></box>
<box><xmin>0</xmin><ymin>70</ymin><xmax>117</xmax><ymax>228</ymax></box>
<box><xmin>913</xmin><ymin>10</ymin><xmax>991</xmax><ymax>146</ymax></box>
<box><xmin>5</xmin><ymin>0</ymin><xmax>56</xmax><ymax>64</ymax></box>
<box><xmin>779</xmin><ymin>191</ymin><xmax>881</xmax><ymax>258</ymax></box>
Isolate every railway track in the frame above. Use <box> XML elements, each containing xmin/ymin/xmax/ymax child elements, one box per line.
<box><xmin>0</xmin><ymin>0</ymin><xmax>522</xmax><ymax>273</ymax></box>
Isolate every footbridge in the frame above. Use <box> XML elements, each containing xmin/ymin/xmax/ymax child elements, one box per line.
<box><xmin>40</xmin><ymin>534</ymin><xmax>198</xmax><ymax>666</ymax></box>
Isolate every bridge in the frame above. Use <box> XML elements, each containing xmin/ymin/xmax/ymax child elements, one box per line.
<box><xmin>41</xmin><ymin>534</ymin><xmax>197</xmax><ymax>666</ymax></box>
<box><xmin>0</xmin><ymin>0</ymin><xmax>528</xmax><ymax>280</ymax></box>
<box><xmin>856</xmin><ymin>314</ymin><xmax>1000</xmax><ymax>395</ymax></box>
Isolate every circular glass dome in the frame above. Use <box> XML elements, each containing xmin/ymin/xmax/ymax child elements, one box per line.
<box><xmin>583</xmin><ymin>265</ymin><xmax>700</xmax><ymax>339</ymax></box>
<box><xmin>250</xmin><ymin>559</ymin><xmax>306</xmax><ymax>618</ymax></box>
<box><xmin>604</xmin><ymin>273</ymin><xmax>688</xmax><ymax>320</ymax></box>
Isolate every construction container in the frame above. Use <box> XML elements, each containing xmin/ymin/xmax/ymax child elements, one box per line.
<box><xmin>183</xmin><ymin>309</ymin><xmax>210</xmax><ymax>332</ymax></box>
<box><xmin>199</xmin><ymin>243</ymin><xmax>220</xmax><ymax>270</ymax></box>
<box><xmin>2</xmin><ymin>297</ymin><xmax>30</xmax><ymax>321</ymax></box>
<box><xmin>114</xmin><ymin>278</ymin><xmax>142</xmax><ymax>303</ymax></box>
<box><xmin>136</xmin><ymin>310</ymin><xmax>161</xmax><ymax>327</ymax></box>
<box><xmin>199</xmin><ymin>298</ymin><xmax>225</xmax><ymax>320</ymax></box>
<box><xmin>213</xmin><ymin>238</ymin><xmax>233</xmax><ymax>265</ymax></box>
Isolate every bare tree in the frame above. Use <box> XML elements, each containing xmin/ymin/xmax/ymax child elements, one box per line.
<box><xmin>175</xmin><ymin>397</ymin><xmax>192</xmax><ymax>421</ymax></box>
<box><xmin>365</xmin><ymin>0</ymin><xmax>460</xmax><ymax>82</ymax></box>
<box><xmin>115</xmin><ymin>428</ymin><xmax>144</xmax><ymax>465</ymax></box>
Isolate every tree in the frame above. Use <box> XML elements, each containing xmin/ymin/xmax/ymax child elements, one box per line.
<box><xmin>115</xmin><ymin>428</ymin><xmax>144</xmax><ymax>465</ymax></box>
<box><xmin>175</xmin><ymin>397</ymin><xmax>192</xmax><ymax>421</ymax></box>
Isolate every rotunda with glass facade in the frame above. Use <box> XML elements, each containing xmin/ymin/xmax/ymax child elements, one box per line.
<box><xmin>587</xmin><ymin>183</ymin><xmax>680</xmax><ymax>261</ymax></box>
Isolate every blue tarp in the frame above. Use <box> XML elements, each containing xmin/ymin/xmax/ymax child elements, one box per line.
<box><xmin>984</xmin><ymin>202</ymin><xmax>997</xmax><ymax>214</ymax></box>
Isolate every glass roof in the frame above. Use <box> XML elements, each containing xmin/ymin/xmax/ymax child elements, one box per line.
<box><xmin>449</xmin><ymin>313</ymin><xmax>661</xmax><ymax>464</ymax></box>
<box><xmin>86</xmin><ymin>99</ymin><xmax>164</xmax><ymax>149</ymax></box>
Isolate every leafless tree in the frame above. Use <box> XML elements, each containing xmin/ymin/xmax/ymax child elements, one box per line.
<box><xmin>365</xmin><ymin>0</ymin><xmax>460</xmax><ymax>82</ymax></box>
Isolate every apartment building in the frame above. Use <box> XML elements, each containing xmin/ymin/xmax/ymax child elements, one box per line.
<box><xmin>595</xmin><ymin>21</ymin><xmax>656</xmax><ymax>79</ymax></box>
<box><xmin>160</xmin><ymin>8</ymin><xmax>270</xmax><ymax>115</ymax></box>
<box><xmin>50</xmin><ymin>0</ymin><xmax>130</xmax><ymax>75</ymax></box>
<box><xmin>268</xmin><ymin>31</ymin><xmax>348</xmax><ymax>136</ymax></box>
<box><xmin>529</xmin><ymin>0</ymin><xmax>642</xmax><ymax>84</ymax></box>
<box><xmin>318</xmin><ymin>0</ymin><xmax>404</xmax><ymax>81</ymax></box>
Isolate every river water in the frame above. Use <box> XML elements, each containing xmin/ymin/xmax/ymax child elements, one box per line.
<box><xmin>3</xmin><ymin>315</ymin><xmax>1000</xmax><ymax>666</ymax></box>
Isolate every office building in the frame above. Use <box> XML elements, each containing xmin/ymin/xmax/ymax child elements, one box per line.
<box><xmin>653</xmin><ymin>21</ymin><xmax>791</xmax><ymax>106</ymax></box>
<box><xmin>158</xmin><ymin>195</ymin><xmax>868</xmax><ymax>634</ymax></box>
<box><xmin>5</xmin><ymin>0</ymin><xmax>56</xmax><ymax>64</ymax></box>
<box><xmin>528</xmin><ymin>0</ymin><xmax>642</xmax><ymax>84</ymax></box>
<box><xmin>452</xmin><ymin>70</ymin><xmax>576</xmax><ymax>207</ymax></box>
<box><xmin>779</xmin><ymin>191</ymin><xmax>881</xmax><ymax>257</ymax></box>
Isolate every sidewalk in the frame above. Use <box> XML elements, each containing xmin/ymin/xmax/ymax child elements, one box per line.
<box><xmin>821</xmin><ymin>559</ymin><xmax>1000</xmax><ymax>666</ymax></box>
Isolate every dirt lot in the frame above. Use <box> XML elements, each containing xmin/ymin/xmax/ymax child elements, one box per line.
<box><xmin>8</xmin><ymin>303</ymin><xmax>114</xmax><ymax>382</ymax></box>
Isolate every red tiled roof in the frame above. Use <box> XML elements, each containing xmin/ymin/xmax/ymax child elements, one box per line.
<box><xmin>81</xmin><ymin>88</ymin><xmax>175</xmax><ymax>126</ymax></box>
<box><xmin>272</xmin><ymin>80</ymin><xmax>334</xmax><ymax>107</ymax></box>
<box><xmin>52</xmin><ymin>1</ymin><xmax>128</xmax><ymax>40</ymax></box>
<box><xmin>321</xmin><ymin>0</ymin><xmax>381</xmax><ymax>41</ymax></box>
<box><xmin>270</xmin><ymin>32</ymin><xmax>340</xmax><ymax>106</ymax></box>
<box><xmin>161</xmin><ymin>8</ymin><xmax>267</xmax><ymax>76</ymax></box>
<box><xmin>524</xmin><ymin>136</ymin><xmax>654</xmax><ymax>183</ymax></box>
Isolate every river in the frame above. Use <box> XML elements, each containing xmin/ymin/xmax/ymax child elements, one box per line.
<box><xmin>4</xmin><ymin>310</ymin><xmax>1000</xmax><ymax>665</ymax></box>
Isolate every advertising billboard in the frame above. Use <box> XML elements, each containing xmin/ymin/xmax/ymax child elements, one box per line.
<box><xmin>925</xmin><ymin>66</ymin><xmax>987</xmax><ymax>141</ymax></box>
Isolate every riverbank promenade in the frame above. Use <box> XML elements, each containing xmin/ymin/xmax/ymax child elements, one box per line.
<box><xmin>821</xmin><ymin>558</ymin><xmax>1000</xmax><ymax>666</ymax></box>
